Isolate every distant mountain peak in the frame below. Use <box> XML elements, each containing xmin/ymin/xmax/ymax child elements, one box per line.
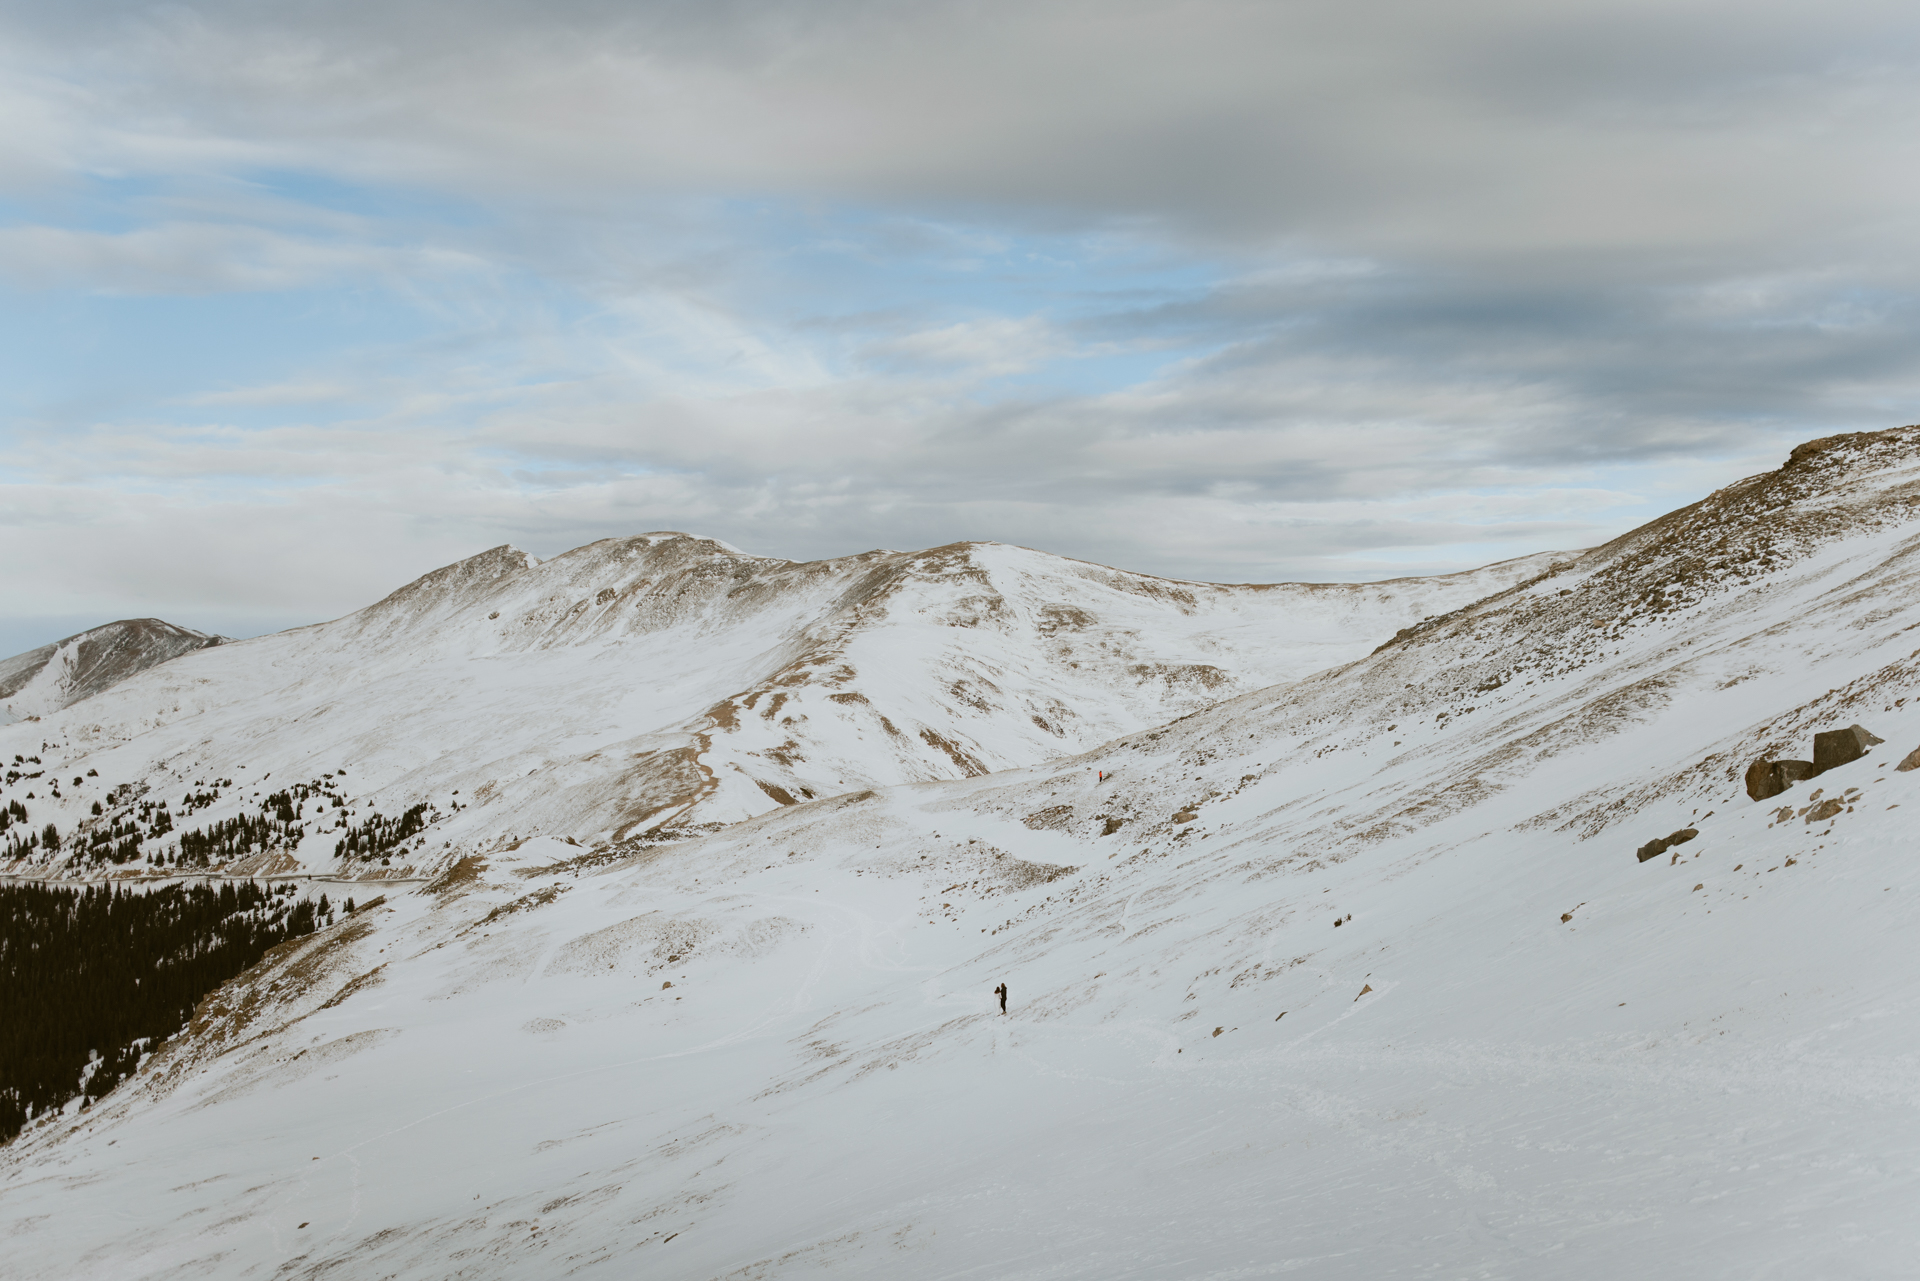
<box><xmin>0</xmin><ymin>618</ymin><xmax>224</xmax><ymax>719</ymax></box>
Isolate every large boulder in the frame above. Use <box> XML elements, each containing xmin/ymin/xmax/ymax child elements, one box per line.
<box><xmin>1812</xmin><ymin>724</ymin><xmax>1884</xmax><ymax>775</ymax></box>
<box><xmin>1746</xmin><ymin>758</ymin><xmax>1815</xmax><ymax>800</ymax></box>
<box><xmin>1898</xmin><ymin>746</ymin><xmax>1920</xmax><ymax>773</ymax></box>
<box><xmin>1773</xmin><ymin>760</ymin><xmax>1816</xmax><ymax>789</ymax></box>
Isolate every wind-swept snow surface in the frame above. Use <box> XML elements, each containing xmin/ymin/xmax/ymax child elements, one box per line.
<box><xmin>7</xmin><ymin>430</ymin><xmax>1920</xmax><ymax>1278</ymax></box>
<box><xmin>1</xmin><ymin>537</ymin><xmax>1559</xmax><ymax>880</ymax></box>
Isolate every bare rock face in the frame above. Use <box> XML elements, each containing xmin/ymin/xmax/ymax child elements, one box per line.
<box><xmin>1812</xmin><ymin>724</ymin><xmax>1884</xmax><ymax>775</ymax></box>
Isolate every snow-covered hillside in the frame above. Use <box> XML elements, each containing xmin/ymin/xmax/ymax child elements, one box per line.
<box><xmin>0</xmin><ymin>536</ymin><xmax>1559</xmax><ymax>880</ymax></box>
<box><xmin>7</xmin><ymin>428</ymin><xmax>1920</xmax><ymax>1278</ymax></box>
<box><xmin>0</xmin><ymin>618</ymin><xmax>223</xmax><ymax>722</ymax></box>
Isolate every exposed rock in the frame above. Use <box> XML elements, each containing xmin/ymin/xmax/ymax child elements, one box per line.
<box><xmin>0</xmin><ymin>618</ymin><xmax>225</xmax><ymax>717</ymax></box>
<box><xmin>1813</xmin><ymin>724</ymin><xmax>1885</xmax><ymax>775</ymax></box>
<box><xmin>1099</xmin><ymin>816</ymin><xmax>1126</xmax><ymax>836</ymax></box>
<box><xmin>1746</xmin><ymin>758</ymin><xmax>1817</xmax><ymax>800</ymax></box>
<box><xmin>1773</xmin><ymin>760</ymin><xmax>1815</xmax><ymax>790</ymax></box>
<box><xmin>1745</xmin><ymin>758</ymin><xmax>1783</xmax><ymax>801</ymax></box>
<box><xmin>1172</xmin><ymin>809</ymin><xmax>1198</xmax><ymax>824</ymax></box>
<box><xmin>1023</xmin><ymin>805</ymin><xmax>1073</xmax><ymax>831</ymax></box>
<box><xmin>1804</xmin><ymin>798</ymin><xmax>1845</xmax><ymax>824</ymax></box>
<box><xmin>1898</xmin><ymin>746</ymin><xmax>1920</xmax><ymax>773</ymax></box>
<box><xmin>1354</xmin><ymin>984</ymin><xmax>1373</xmax><ymax>1001</ymax></box>
<box><xmin>1636</xmin><ymin>828</ymin><xmax>1697</xmax><ymax>863</ymax></box>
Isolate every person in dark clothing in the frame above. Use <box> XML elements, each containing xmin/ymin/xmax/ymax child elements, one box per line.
<box><xmin>995</xmin><ymin>982</ymin><xmax>1008</xmax><ymax>1015</ymax></box>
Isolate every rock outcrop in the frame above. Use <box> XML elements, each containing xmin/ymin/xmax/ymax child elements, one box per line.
<box><xmin>1635</xmin><ymin>827</ymin><xmax>1699</xmax><ymax>863</ymax></box>
<box><xmin>1812</xmin><ymin>724</ymin><xmax>1885</xmax><ymax>775</ymax></box>
<box><xmin>1746</xmin><ymin>759</ymin><xmax>1817</xmax><ymax>800</ymax></box>
<box><xmin>1743</xmin><ymin>722</ymin><xmax>1882</xmax><ymax>800</ymax></box>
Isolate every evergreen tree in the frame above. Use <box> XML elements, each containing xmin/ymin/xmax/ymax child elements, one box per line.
<box><xmin>0</xmin><ymin>882</ymin><xmax>324</xmax><ymax>1142</ymax></box>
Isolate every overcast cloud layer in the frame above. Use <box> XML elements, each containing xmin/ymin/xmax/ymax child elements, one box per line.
<box><xmin>4</xmin><ymin>0</ymin><xmax>1918</xmax><ymax>651</ymax></box>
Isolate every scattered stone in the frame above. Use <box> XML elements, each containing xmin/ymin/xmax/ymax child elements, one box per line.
<box><xmin>1636</xmin><ymin>838</ymin><xmax>1670</xmax><ymax>863</ymax></box>
<box><xmin>1692</xmin><ymin>883</ymin><xmax>1704</xmax><ymax>891</ymax></box>
<box><xmin>1560</xmin><ymin>911</ymin><xmax>1573</xmax><ymax>923</ymax></box>
<box><xmin>1354</xmin><ymin>984</ymin><xmax>1373</xmax><ymax>1001</ymax></box>
<box><xmin>1668</xmin><ymin>828</ymin><xmax>1698</xmax><ymax>846</ymax></box>
<box><xmin>1171</xmin><ymin>810</ymin><xmax>1198</xmax><ymax>824</ymax></box>
<box><xmin>1804</xmin><ymin>798</ymin><xmax>1845</xmax><ymax>824</ymax></box>
<box><xmin>1813</xmin><ymin>724</ymin><xmax>1884</xmax><ymax>775</ymax></box>
<box><xmin>1212</xmin><ymin>1026</ymin><xmax>1224</xmax><ymax>1038</ymax></box>
<box><xmin>661</xmin><ymin>981</ymin><xmax>672</xmax><ymax>989</ymax></box>
<box><xmin>1274</xmin><ymin>1011</ymin><xmax>1286</xmax><ymax>1021</ymax></box>
<box><xmin>1897</xmin><ymin>746</ymin><xmax>1920</xmax><ymax>773</ymax></box>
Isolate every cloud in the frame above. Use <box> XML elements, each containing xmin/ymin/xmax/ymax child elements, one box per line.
<box><xmin>8</xmin><ymin>0</ymin><xmax>1915</xmax><ymax>253</ymax></box>
<box><xmin>860</xmin><ymin>316</ymin><xmax>1077</xmax><ymax>378</ymax></box>
<box><xmin>3</xmin><ymin>0</ymin><xmax>1920</xmax><ymax>643</ymax></box>
<box><xmin>0</xmin><ymin>221</ymin><xmax>484</xmax><ymax>294</ymax></box>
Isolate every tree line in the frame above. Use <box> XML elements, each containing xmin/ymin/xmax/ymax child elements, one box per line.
<box><xmin>0</xmin><ymin>881</ymin><xmax>332</xmax><ymax>1144</ymax></box>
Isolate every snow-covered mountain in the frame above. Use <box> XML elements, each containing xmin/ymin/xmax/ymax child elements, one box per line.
<box><xmin>0</xmin><ymin>536</ymin><xmax>1561</xmax><ymax>878</ymax></box>
<box><xmin>6</xmin><ymin>428</ymin><xmax>1920</xmax><ymax>1278</ymax></box>
<box><xmin>0</xmin><ymin>618</ymin><xmax>223</xmax><ymax>722</ymax></box>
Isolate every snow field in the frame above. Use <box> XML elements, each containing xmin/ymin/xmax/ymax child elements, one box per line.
<box><xmin>7</xmin><ymin>434</ymin><xmax>1920</xmax><ymax>1276</ymax></box>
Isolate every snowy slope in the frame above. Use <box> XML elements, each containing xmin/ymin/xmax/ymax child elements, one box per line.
<box><xmin>7</xmin><ymin>430</ymin><xmax>1920</xmax><ymax>1278</ymax></box>
<box><xmin>0</xmin><ymin>536</ymin><xmax>1559</xmax><ymax>880</ymax></box>
<box><xmin>0</xmin><ymin>619</ymin><xmax>224</xmax><ymax>721</ymax></box>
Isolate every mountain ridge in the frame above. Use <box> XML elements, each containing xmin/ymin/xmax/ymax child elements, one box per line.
<box><xmin>9</xmin><ymin>432</ymin><xmax>1920</xmax><ymax>1276</ymax></box>
<box><xmin>0</xmin><ymin>619</ymin><xmax>226</xmax><ymax>723</ymax></box>
<box><xmin>0</xmin><ymin>535</ymin><xmax>1568</xmax><ymax>877</ymax></box>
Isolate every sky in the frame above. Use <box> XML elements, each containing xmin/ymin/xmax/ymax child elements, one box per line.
<box><xmin>4</xmin><ymin>0</ymin><xmax>1920</xmax><ymax>654</ymax></box>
